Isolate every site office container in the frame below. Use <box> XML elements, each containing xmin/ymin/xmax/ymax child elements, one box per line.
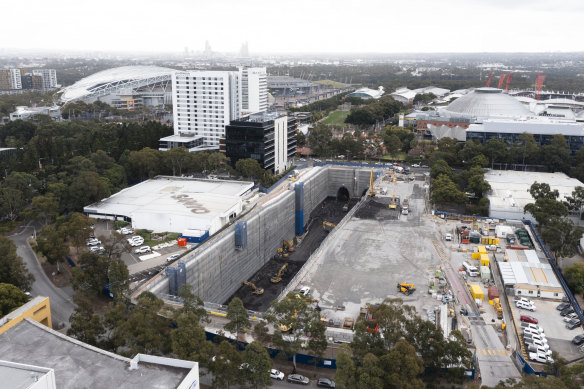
<box><xmin>470</xmin><ymin>284</ymin><xmax>484</xmax><ymax>301</ymax></box>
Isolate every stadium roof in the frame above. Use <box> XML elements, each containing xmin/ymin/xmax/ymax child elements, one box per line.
<box><xmin>442</xmin><ymin>88</ymin><xmax>532</xmax><ymax>119</ymax></box>
<box><xmin>60</xmin><ymin>66</ymin><xmax>175</xmax><ymax>103</ymax></box>
<box><xmin>347</xmin><ymin>87</ymin><xmax>384</xmax><ymax>99</ymax></box>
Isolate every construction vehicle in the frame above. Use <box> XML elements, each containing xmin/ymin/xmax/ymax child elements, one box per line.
<box><xmin>493</xmin><ymin>298</ymin><xmax>503</xmax><ymax>320</ymax></box>
<box><xmin>397</xmin><ymin>282</ymin><xmax>416</xmax><ymax>295</ymax></box>
<box><xmin>323</xmin><ymin>221</ymin><xmax>336</xmax><ymax>232</ymax></box>
<box><xmin>270</xmin><ymin>263</ymin><xmax>288</xmax><ymax>283</ymax></box>
<box><xmin>242</xmin><ymin>280</ymin><xmax>264</xmax><ymax>295</ymax></box>
<box><xmin>389</xmin><ymin>192</ymin><xmax>397</xmax><ymax>209</ymax></box>
<box><xmin>278</xmin><ymin>310</ymin><xmax>297</xmax><ymax>332</ymax></box>
<box><xmin>282</xmin><ymin>239</ymin><xmax>294</xmax><ymax>252</ymax></box>
<box><xmin>369</xmin><ymin>168</ymin><xmax>375</xmax><ymax>197</ymax></box>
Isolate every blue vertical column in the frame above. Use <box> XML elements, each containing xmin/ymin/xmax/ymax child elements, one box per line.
<box><xmin>166</xmin><ymin>267</ymin><xmax>178</xmax><ymax>296</ymax></box>
<box><xmin>295</xmin><ymin>182</ymin><xmax>304</xmax><ymax>235</ymax></box>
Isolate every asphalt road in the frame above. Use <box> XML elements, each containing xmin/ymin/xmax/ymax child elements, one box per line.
<box><xmin>9</xmin><ymin>223</ymin><xmax>75</xmax><ymax>330</ymax></box>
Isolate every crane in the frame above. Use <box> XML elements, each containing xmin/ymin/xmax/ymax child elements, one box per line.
<box><xmin>485</xmin><ymin>72</ymin><xmax>494</xmax><ymax>87</ymax></box>
<box><xmin>270</xmin><ymin>263</ymin><xmax>288</xmax><ymax>283</ymax></box>
<box><xmin>505</xmin><ymin>72</ymin><xmax>514</xmax><ymax>92</ymax></box>
<box><xmin>497</xmin><ymin>74</ymin><xmax>507</xmax><ymax>89</ymax></box>
<box><xmin>535</xmin><ymin>72</ymin><xmax>546</xmax><ymax>101</ymax></box>
<box><xmin>369</xmin><ymin>168</ymin><xmax>375</xmax><ymax>197</ymax></box>
<box><xmin>242</xmin><ymin>280</ymin><xmax>264</xmax><ymax>295</ymax></box>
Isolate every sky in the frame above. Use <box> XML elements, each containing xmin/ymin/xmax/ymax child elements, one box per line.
<box><xmin>2</xmin><ymin>0</ymin><xmax>584</xmax><ymax>54</ymax></box>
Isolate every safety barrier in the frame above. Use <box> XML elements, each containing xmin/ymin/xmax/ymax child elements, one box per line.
<box><xmin>523</xmin><ymin>220</ymin><xmax>584</xmax><ymax>324</ymax></box>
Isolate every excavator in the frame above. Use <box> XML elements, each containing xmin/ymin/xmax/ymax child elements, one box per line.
<box><xmin>397</xmin><ymin>282</ymin><xmax>416</xmax><ymax>295</ymax></box>
<box><xmin>493</xmin><ymin>298</ymin><xmax>503</xmax><ymax>319</ymax></box>
<box><xmin>270</xmin><ymin>263</ymin><xmax>288</xmax><ymax>283</ymax></box>
<box><xmin>369</xmin><ymin>168</ymin><xmax>375</xmax><ymax>197</ymax></box>
<box><xmin>242</xmin><ymin>280</ymin><xmax>264</xmax><ymax>295</ymax></box>
<box><xmin>279</xmin><ymin>310</ymin><xmax>297</xmax><ymax>332</ymax></box>
<box><xmin>388</xmin><ymin>191</ymin><xmax>397</xmax><ymax>209</ymax></box>
<box><xmin>323</xmin><ymin>221</ymin><xmax>336</xmax><ymax>232</ymax></box>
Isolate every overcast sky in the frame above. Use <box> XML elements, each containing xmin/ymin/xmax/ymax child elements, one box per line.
<box><xmin>2</xmin><ymin>0</ymin><xmax>583</xmax><ymax>54</ymax></box>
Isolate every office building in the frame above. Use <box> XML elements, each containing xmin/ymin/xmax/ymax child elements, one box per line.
<box><xmin>171</xmin><ymin>70</ymin><xmax>241</xmax><ymax>149</ymax></box>
<box><xmin>0</xmin><ymin>69</ymin><xmax>22</xmax><ymax>90</ymax></box>
<box><xmin>225</xmin><ymin>112</ymin><xmax>297</xmax><ymax>174</ymax></box>
<box><xmin>240</xmin><ymin>67</ymin><xmax>267</xmax><ymax>114</ymax></box>
<box><xmin>9</xmin><ymin>106</ymin><xmax>61</xmax><ymax>121</ymax></box>
<box><xmin>32</xmin><ymin>69</ymin><xmax>58</xmax><ymax>90</ymax></box>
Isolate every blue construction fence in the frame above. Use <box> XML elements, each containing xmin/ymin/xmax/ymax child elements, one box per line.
<box><xmin>515</xmin><ymin>350</ymin><xmax>547</xmax><ymax>377</ymax></box>
<box><xmin>523</xmin><ymin>220</ymin><xmax>584</xmax><ymax>325</ymax></box>
<box><xmin>205</xmin><ymin>331</ymin><xmax>336</xmax><ymax>369</ymax></box>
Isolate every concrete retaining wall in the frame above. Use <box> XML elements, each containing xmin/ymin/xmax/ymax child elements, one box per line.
<box><xmin>146</xmin><ymin>165</ymin><xmax>373</xmax><ymax>303</ymax></box>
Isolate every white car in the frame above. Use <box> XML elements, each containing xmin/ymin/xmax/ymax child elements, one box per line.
<box><xmin>516</xmin><ymin>300</ymin><xmax>536</xmax><ymax>312</ymax></box>
<box><xmin>529</xmin><ymin>352</ymin><xmax>553</xmax><ymax>364</ymax></box>
<box><xmin>117</xmin><ymin>228</ymin><xmax>133</xmax><ymax>235</ymax></box>
<box><xmin>270</xmin><ymin>369</ymin><xmax>285</xmax><ymax>380</ymax></box>
<box><xmin>412</xmin><ymin>164</ymin><xmax>420</xmax><ymax>168</ymax></box>
<box><xmin>134</xmin><ymin>246</ymin><xmax>151</xmax><ymax>254</ymax></box>
<box><xmin>524</xmin><ymin>328</ymin><xmax>546</xmax><ymax>339</ymax></box>
<box><xmin>167</xmin><ymin>254</ymin><xmax>181</xmax><ymax>262</ymax></box>
<box><xmin>86</xmin><ymin>239</ymin><xmax>101</xmax><ymax>246</ymax></box>
<box><xmin>564</xmin><ymin>313</ymin><xmax>578</xmax><ymax>322</ymax></box>
<box><xmin>90</xmin><ymin>246</ymin><xmax>104</xmax><ymax>253</ymax></box>
<box><xmin>127</xmin><ymin>236</ymin><xmax>145</xmax><ymax>246</ymax></box>
<box><xmin>445</xmin><ymin>234</ymin><xmax>452</xmax><ymax>241</ymax></box>
<box><xmin>300</xmin><ymin>286</ymin><xmax>310</xmax><ymax>296</ymax></box>
<box><xmin>516</xmin><ymin>297</ymin><xmax>534</xmax><ymax>305</ymax></box>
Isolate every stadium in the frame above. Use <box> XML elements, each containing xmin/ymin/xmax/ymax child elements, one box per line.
<box><xmin>58</xmin><ymin>66</ymin><xmax>175</xmax><ymax>109</ymax></box>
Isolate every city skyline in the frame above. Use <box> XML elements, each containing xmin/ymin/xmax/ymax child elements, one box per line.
<box><xmin>1</xmin><ymin>0</ymin><xmax>584</xmax><ymax>55</ymax></box>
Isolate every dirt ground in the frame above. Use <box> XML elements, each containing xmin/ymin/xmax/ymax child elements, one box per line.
<box><xmin>41</xmin><ymin>261</ymin><xmax>72</xmax><ymax>288</ymax></box>
<box><xmin>226</xmin><ymin>197</ymin><xmax>358</xmax><ymax>311</ymax></box>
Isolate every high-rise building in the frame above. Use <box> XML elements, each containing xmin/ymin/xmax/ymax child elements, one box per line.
<box><xmin>240</xmin><ymin>67</ymin><xmax>267</xmax><ymax>114</ymax></box>
<box><xmin>32</xmin><ymin>69</ymin><xmax>58</xmax><ymax>90</ymax></box>
<box><xmin>0</xmin><ymin>69</ymin><xmax>22</xmax><ymax>90</ymax></box>
<box><xmin>225</xmin><ymin>112</ymin><xmax>297</xmax><ymax>174</ymax></box>
<box><xmin>170</xmin><ymin>70</ymin><xmax>241</xmax><ymax>148</ymax></box>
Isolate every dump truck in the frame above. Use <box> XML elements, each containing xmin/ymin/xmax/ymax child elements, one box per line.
<box><xmin>397</xmin><ymin>282</ymin><xmax>416</xmax><ymax>295</ymax></box>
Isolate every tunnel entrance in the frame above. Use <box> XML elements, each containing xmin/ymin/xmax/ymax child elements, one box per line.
<box><xmin>337</xmin><ymin>186</ymin><xmax>350</xmax><ymax>201</ymax></box>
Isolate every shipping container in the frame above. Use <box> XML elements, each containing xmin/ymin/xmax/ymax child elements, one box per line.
<box><xmin>488</xmin><ymin>286</ymin><xmax>499</xmax><ymax>301</ymax></box>
<box><xmin>470</xmin><ymin>284</ymin><xmax>484</xmax><ymax>301</ymax></box>
<box><xmin>480</xmin><ymin>266</ymin><xmax>491</xmax><ymax>282</ymax></box>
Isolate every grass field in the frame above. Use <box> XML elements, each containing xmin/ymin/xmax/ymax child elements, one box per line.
<box><xmin>321</xmin><ymin>110</ymin><xmax>350</xmax><ymax>126</ymax></box>
<box><xmin>380</xmin><ymin>153</ymin><xmax>407</xmax><ymax>161</ymax></box>
<box><xmin>314</xmin><ymin>79</ymin><xmax>352</xmax><ymax>88</ymax></box>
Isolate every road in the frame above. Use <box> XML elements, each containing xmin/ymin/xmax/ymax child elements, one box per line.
<box><xmin>9</xmin><ymin>223</ymin><xmax>75</xmax><ymax>329</ymax></box>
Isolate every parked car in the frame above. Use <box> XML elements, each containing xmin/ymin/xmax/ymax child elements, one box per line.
<box><xmin>167</xmin><ymin>254</ymin><xmax>181</xmax><ymax>262</ymax></box>
<box><xmin>270</xmin><ymin>369</ymin><xmax>285</xmax><ymax>380</ymax></box>
<box><xmin>520</xmin><ymin>323</ymin><xmax>543</xmax><ymax>333</ymax></box>
<box><xmin>556</xmin><ymin>302</ymin><xmax>571</xmax><ymax>311</ymax></box>
<box><xmin>287</xmin><ymin>374</ymin><xmax>310</xmax><ymax>385</ymax></box>
<box><xmin>516</xmin><ymin>297</ymin><xmax>534</xmax><ymax>305</ymax></box>
<box><xmin>116</xmin><ymin>227</ymin><xmax>133</xmax><ymax>235</ymax></box>
<box><xmin>563</xmin><ymin>313</ymin><xmax>578</xmax><ymax>322</ymax></box>
<box><xmin>86</xmin><ymin>239</ymin><xmax>101</xmax><ymax>246</ymax></box>
<box><xmin>524</xmin><ymin>328</ymin><xmax>546</xmax><ymax>339</ymax></box>
<box><xmin>128</xmin><ymin>236</ymin><xmax>144</xmax><ymax>247</ymax></box>
<box><xmin>524</xmin><ymin>335</ymin><xmax>548</xmax><ymax>348</ymax></box>
<box><xmin>529</xmin><ymin>352</ymin><xmax>553</xmax><ymax>364</ymax></box>
<box><xmin>445</xmin><ymin>233</ymin><xmax>452</xmax><ymax>241</ymax></box>
<box><xmin>566</xmin><ymin>319</ymin><xmax>582</xmax><ymax>330</ymax></box>
<box><xmin>520</xmin><ymin>315</ymin><xmax>538</xmax><ymax>324</ymax></box>
<box><xmin>411</xmin><ymin>164</ymin><xmax>420</xmax><ymax>168</ymax></box>
<box><xmin>527</xmin><ymin>344</ymin><xmax>552</xmax><ymax>356</ymax></box>
<box><xmin>89</xmin><ymin>246</ymin><xmax>104</xmax><ymax>253</ymax></box>
<box><xmin>317</xmin><ymin>378</ymin><xmax>336</xmax><ymax>388</ymax></box>
<box><xmin>300</xmin><ymin>286</ymin><xmax>310</xmax><ymax>296</ymax></box>
<box><xmin>572</xmin><ymin>334</ymin><xmax>584</xmax><ymax>345</ymax></box>
<box><xmin>561</xmin><ymin>307</ymin><xmax>575</xmax><ymax>317</ymax></box>
<box><xmin>516</xmin><ymin>300</ymin><xmax>536</xmax><ymax>311</ymax></box>
<box><xmin>134</xmin><ymin>246</ymin><xmax>151</xmax><ymax>254</ymax></box>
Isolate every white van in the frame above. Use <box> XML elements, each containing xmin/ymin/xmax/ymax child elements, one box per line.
<box><xmin>521</xmin><ymin>323</ymin><xmax>543</xmax><ymax>333</ymax></box>
<box><xmin>462</xmin><ymin>261</ymin><xmax>479</xmax><ymax>277</ymax></box>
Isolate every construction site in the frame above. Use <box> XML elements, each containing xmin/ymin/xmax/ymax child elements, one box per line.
<box><xmin>229</xmin><ymin>197</ymin><xmax>359</xmax><ymax>311</ymax></box>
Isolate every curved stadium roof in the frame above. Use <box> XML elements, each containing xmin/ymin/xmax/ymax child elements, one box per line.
<box><xmin>60</xmin><ymin>65</ymin><xmax>176</xmax><ymax>103</ymax></box>
<box><xmin>442</xmin><ymin>87</ymin><xmax>532</xmax><ymax>119</ymax></box>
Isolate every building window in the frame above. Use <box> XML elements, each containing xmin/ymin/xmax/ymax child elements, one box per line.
<box><xmin>528</xmin><ymin>290</ymin><xmax>533</xmax><ymax>294</ymax></box>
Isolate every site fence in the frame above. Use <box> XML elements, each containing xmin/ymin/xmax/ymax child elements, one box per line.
<box><xmin>523</xmin><ymin>220</ymin><xmax>584</xmax><ymax>324</ymax></box>
<box><xmin>277</xmin><ymin>193</ymin><xmax>368</xmax><ymax>300</ymax></box>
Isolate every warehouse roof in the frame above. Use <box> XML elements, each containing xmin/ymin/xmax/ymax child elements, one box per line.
<box><xmin>467</xmin><ymin>119</ymin><xmax>584</xmax><ymax>136</ymax></box>
<box><xmin>0</xmin><ymin>319</ymin><xmax>197</xmax><ymax>389</ymax></box>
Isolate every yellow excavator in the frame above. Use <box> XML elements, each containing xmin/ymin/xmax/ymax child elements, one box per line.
<box><xmin>279</xmin><ymin>310</ymin><xmax>297</xmax><ymax>332</ymax></box>
<box><xmin>242</xmin><ymin>280</ymin><xmax>264</xmax><ymax>295</ymax></box>
<box><xmin>397</xmin><ymin>282</ymin><xmax>416</xmax><ymax>295</ymax></box>
<box><xmin>323</xmin><ymin>221</ymin><xmax>336</xmax><ymax>232</ymax></box>
<box><xmin>388</xmin><ymin>191</ymin><xmax>397</xmax><ymax>209</ymax></box>
<box><xmin>369</xmin><ymin>168</ymin><xmax>375</xmax><ymax>197</ymax></box>
<box><xmin>493</xmin><ymin>298</ymin><xmax>503</xmax><ymax>319</ymax></box>
<box><xmin>270</xmin><ymin>263</ymin><xmax>288</xmax><ymax>283</ymax></box>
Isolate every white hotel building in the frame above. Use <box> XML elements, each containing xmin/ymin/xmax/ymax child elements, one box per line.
<box><xmin>159</xmin><ymin>68</ymin><xmax>268</xmax><ymax>152</ymax></box>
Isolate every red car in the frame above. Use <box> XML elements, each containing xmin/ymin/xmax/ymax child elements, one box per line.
<box><xmin>520</xmin><ymin>315</ymin><xmax>538</xmax><ymax>324</ymax></box>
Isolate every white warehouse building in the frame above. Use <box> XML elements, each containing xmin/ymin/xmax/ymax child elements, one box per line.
<box><xmin>83</xmin><ymin>177</ymin><xmax>255</xmax><ymax>238</ymax></box>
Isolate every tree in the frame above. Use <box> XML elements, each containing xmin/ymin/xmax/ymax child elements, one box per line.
<box><xmin>207</xmin><ymin>152</ymin><xmax>229</xmax><ymax>173</ymax></box>
<box><xmin>0</xmin><ymin>236</ymin><xmax>34</xmax><ymax>291</ymax></box>
<box><xmin>235</xmin><ymin>159</ymin><xmax>264</xmax><ymax>181</ymax></box>
<box><xmin>540</xmin><ymin>134</ymin><xmax>570</xmax><ymax>173</ymax></box>
<box><xmin>564</xmin><ymin>186</ymin><xmax>584</xmax><ymax>219</ymax></box>
<box><xmin>67</xmin><ymin>171</ymin><xmax>111</xmax><ymax>211</ymax></box>
<box><xmin>67</xmin><ymin>293</ymin><xmax>104</xmax><ymax>346</ymax></box>
<box><xmin>241</xmin><ymin>341</ymin><xmax>273</xmax><ymax>389</ymax></box>
<box><xmin>524</xmin><ymin>197</ymin><xmax>568</xmax><ymax>227</ymax></box>
<box><xmin>71</xmin><ymin>252</ymin><xmax>110</xmax><ymax>296</ymax></box>
<box><xmin>335</xmin><ymin>344</ymin><xmax>357</xmax><ymax>389</ymax></box>
<box><xmin>384</xmin><ymin>134</ymin><xmax>402</xmax><ymax>158</ymax></box>
<box><xmin>61</xmin><ymin>212</ymin><xmax>93</xmax><ymax>253</ymax></box>
<box><xmin>296</xmin><ymin>131</ymin><xmax>306</xmax><ymax>148</ymax></box>
<box><xmin>0</xmin><ymin>282</ymin><xmax>28</xmax><ymax>316</ymax></box>
<box><xmin>164</xmin><ymin>147</ymin><xmax>193</xmax><ymax>176</ymax></box>
<box><xmin>529</xmin><ymin>182</ymin><xmax>559</xmax><ymax>200</ymax></box>
<box><xmin>431</xmin><ymin>175</ymin><xmax>467</xmax><ymax>205</ymax></box>
<box><xmin>224</xmin><ymin>297</ymin><xmax>251</xmax><ymax>341</ymax></box>
<box><xmin>29</xmin><ymin>194</ymin><xmax>59</xmax><ymax>225</ymax></box>
<box><xmin>541</xmin><ymin>218</ymin><xmax>584</xmax><ymax>261</ymax></box>
<box><xmin>513</xmin><ymin>132</ymin><xmax>539</xmax><ymax>165</ymax></box>
<box><xmin>467</xmin><ymin>173</ymin><xmax>491</xmax><ymax>197</ymax></box>
<box><xmin>252</xmin><ymin>320</ymin><xmax>271</xmax><ymax>345</ymax></box>
<box><xmin>380</xmin><ymin>339</ymin><xmax>425</xmax><ymax>389</ymax></box>
<box><xmin>210</xmin><ymin>340</ymin><xmax>243</xmax><ymax>389</ymax></box>
<box><xmin>0</xmin><ymin>187</ymin><xmax>25</xmax><ymax>221</ymax></box>
<box><xmin>485</xmin><ymin>138</ymin><xmax>508</xmax><ymax>168</ymax></box>
<box><xmin>35</xmin><ymin>225</ymin><xmax>69</xmax><ymax>265</ymax></box>
<box><xmin>565</xmin><ymin>263</ymin><xmax>584</xmax><ymax>295</ymax></box>
<box><xmin>265</xmin><ymin>292</ymin><xmax>325</xmax><ymax>372</ymax></box>
<box><xmin>171</xmin><ymin>310</ymin><xmax>214</xmax><ymax>362</ymax></box>
<box><xmin>356</xmin><ymin>353</ymin><xmax>384</xmax><ymax>389</ymax></box>
<box><xmin>430</xmin><ymin>159</ymin><xmax>453</xmax><ymax>179</ymax></box>
<box><xmin>107</xmin><ymin>259</ymin><xmax>130</xmax><ymax>299</ymax></box>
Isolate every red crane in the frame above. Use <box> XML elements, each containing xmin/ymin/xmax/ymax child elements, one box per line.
<box><xmin>535</xmin><ymin>72</ymin><xmax>546</xmax><ymax>100</ymax></box>
<box><xmin>497</xmin><ymin>74</ymin><xmax>507</xmax><ymax>89</ymax></box>
<box><xmin>485</xmin><ymin>72</ymin><xmax>495</xmax><ymax>87</ymax></box>
<box><xmin>505</xmin><ymin>72</ymin><xmax>514</xmax><ymax>92</ymax></box>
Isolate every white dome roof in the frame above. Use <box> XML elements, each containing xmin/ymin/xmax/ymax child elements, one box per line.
<box><xmin>442</xmin><ymin>88</ymin><xmax>532</xmax><ymax>119</ymax></box>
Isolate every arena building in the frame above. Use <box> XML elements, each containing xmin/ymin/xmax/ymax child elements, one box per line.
<box><xmin>346</xmin><ymin>86</ymin><xmax>384</xmax><ymax>100</ymax></box>
<box><xmin>59</xmin><ymin>66</ymin><xmax>175</xmax><ymax>109</ymax></box>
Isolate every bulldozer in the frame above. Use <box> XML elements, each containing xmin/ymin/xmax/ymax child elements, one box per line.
<box><xmin>397</xmin><ymin>282</ymin><xmax>416</xmax><ymax>295</ymax></box>
<box><xmin>270</xmin><ymin>263</ymin><xmax>288</xmax><ymax>283</ymax></box>
<box><xmin>242</xmin><ymin>280</ymin><xmax>264</xmax><ymax>295</ymax></box>
<box><xmin>323</xmin><ymin>221</ymin><xmax>336</xmax><ymax>232</ymax></box>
